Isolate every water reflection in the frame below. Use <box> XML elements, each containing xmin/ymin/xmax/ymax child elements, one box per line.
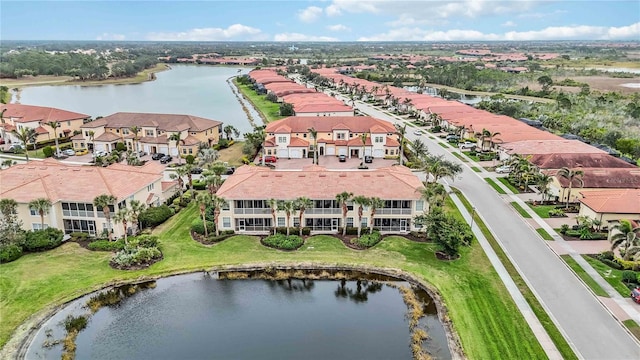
<box><xmin>334</xmin><ymin>279</ymin><xmax>384</xmax><ymax>303</ymax></box>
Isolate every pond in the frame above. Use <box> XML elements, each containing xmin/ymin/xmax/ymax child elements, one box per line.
<box><xmin>16</xmin><ymin>65</ymin><xmax>260</xmax><ymax>135</ymax></box>
<box><xmin>25</xmin><ymin>272</ymin><xmax>452</xmax><ymax>360</ymax></box>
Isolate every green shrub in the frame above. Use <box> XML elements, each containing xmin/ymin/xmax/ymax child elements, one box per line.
<box><xmin>550</xmin><ymin>209</ymin><xmax>566</xmax><ymax>217</ymax></box>
<box><xmin>190</xmin><ymin>219</ymin><xmax>215</xmax><ymax>235</ymax></box>
<box><xmin>0</xmin><ymin>244</ymin><xmax>23</xmax><ymax>263</ymax></box>
<box><xmin>70</xmin><ymin>232</ymin><xmax>90</xmax><ymax>241</ymax></box>
<box><xmin>115</xmin><ymin>142</ymin><xmax>126</xmax><ymax>152</ymax></box>
<box><xmin>351</xmin><ymin>231</ymin><xmax>382</xmax><ymax>248</ymax></box>
<box><xmin>192</xmin><ymin>180</ymin><xmax>206</xmax><ymax>191</ymax></box>
<box><xmin>262</xmin><ymin>234</ymin><xmax>304</xmax><ymax>250</ymax></box>
<box><xmin>23</xmin><ymin>228</ymin><xmax>64</xmax><ymax>252</ymax></box>
<box><xmin>621</xmin><ymin>270</ymin><xmax>638</xmax><ymax>284</ymax></box>
<box><xmin>617</xmin><ymin>259</ymin><xmax>640</xmax><ymax>271</ymax></box>
<box><xmin>111</xmin><ymin>242</ymin><xmax>162</xmax><ymax>268</ymax></box>
<box><xmin>559</xmin><ymin>224</ymin><xmax>569</xmax><ymax>234</ymax></box>
<box><xmin>601</xmin><ymin>258</ymin><xmax>623</xmax><ymax>270</ymax></box>
<box><xmin>139</xmin><ymin>205</ymin><xmax>174</xmax><ymax>228</ymax></box>
<box><xmin>63</xmin><ymin>314</ymin><xmax>88</xmax><ymax>332</ymax></box>
<box><xmin>136</xmin><ymin>235</ymin><xmax>159</xmax><ymax>248</ymax></box>
<box><xmin>274</xmin><ymin>227</ymin><xmax>309</xmax><ymax>235</ymax></box>
<box><xmin>42</xmin><ymin>146</ymin><xmax>54</xmax><ymax>158</ymax></box>
<box><xmin>87</xmin><ymin>239</ymin><xmax>125</xmax><ymax>251</ymax></box>
<box><xmin>339</xmin><ymin>227</ymin><xmax>360</xmax><ymax>235</ymax></box>
<box><xmin>598</xmin><ymin>251</ymin><xmax>614</xmax><ymax>261</ymax></box>
<box><xmin>185</xmin><ymin>154</ymin><xmax>195</xmax><ymax>164</ymax></box>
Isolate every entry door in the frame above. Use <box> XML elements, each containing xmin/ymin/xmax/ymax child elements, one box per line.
<box><xmin>400</xmin><ymin>219</ymin><xmax>408</xmax><ymax>232</ymax></box>
<box><xmin>238</xmin><ymin>219</ymin><xmax>246</xmax><ymax>231</ymax></box>
<box><xmin>331</xmin><ymin>219</ymin><xmax>339</xmax><ymax>232</ymax></box>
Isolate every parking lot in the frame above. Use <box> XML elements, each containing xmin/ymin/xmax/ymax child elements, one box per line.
<box><xmin>257</xmin><ymin>156</ymin><xmax>398</xmax><ymax>170</ymax></box>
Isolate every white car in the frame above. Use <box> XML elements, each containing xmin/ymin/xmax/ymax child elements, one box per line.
<box><xmin>94</xmin><ymin>150</ymin><xmax>108</xmax><ymax>157</ymax></box>
<box><xmin>63</xmin><ymin>149</ymin><xmax>75</xmax><ymax>156</ymax></box>
<box><xmin>495</xmin><ymin>165</ymin><xmax>511</xmax><ymax>174</ymax></box>
<box><xmin>459</xmin><ymin>142</ymin><xmax>477</xmax><ymax>150</ymax></box>
<box><xmin>413</xmin><ymin>130</ymin><xmax>424</xmax><ymax>136</ymax></box>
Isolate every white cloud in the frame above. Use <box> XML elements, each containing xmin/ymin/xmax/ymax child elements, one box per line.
<box><xmin>502</xmin><ymin>21</ymin><xmax>517</xmax><ymax>27</ymax></box>
<box><xmin>358</xmin><ymin>23</ymin><xmax>640</xmax><ymax>41</ymax></box>
<box><xmin>327</xmin><ymin>24</ymin><xmax>351</xmax><ymax>32</ymax></box>
<box><xmin>297</xmin><ymin>6</ymin><xmax>323</xmax><ymax>22</ymax></box>
<box><xmin>274</xmin><ymin>33</ymin><xmax>338</xmax><ymax>42</ymax></box>
<box><xmin>146</xmin><ymin>24</ymin><xmax>264</xmax><ymax>41</ymax></box>
<box><xmin>96</xmin><ymin>33</ymin><xmax>125</xmax><ymax>41</ymax></box>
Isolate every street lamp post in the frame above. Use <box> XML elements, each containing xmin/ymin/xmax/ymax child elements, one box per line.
<box><xmin>470</xmin><ymin>206</ymin><xmax>476</xmax><ymax>229</ymax></box>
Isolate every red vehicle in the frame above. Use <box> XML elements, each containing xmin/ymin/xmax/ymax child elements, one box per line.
<box><xmin>258</xmin><ymin>155</ymin><xmax>277</xmax><ymax>163</ymax></box>
<box><xmin>631</xmin><ymin>287</ymin><xmax>640</xmax><ymax>304</ymax></box>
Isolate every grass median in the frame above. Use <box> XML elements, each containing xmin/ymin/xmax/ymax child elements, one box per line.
<box><xmin>560</xmin><ymin>255</ymin><xmax>609</xmax><ymax>297</ymax></box>
<box><xmin>1</xmin><ymin>202</ymin><xmax>547</xmax><ymax>360</ymax></box>
<box><xmin>234</xmin><ymin>80</ymin><xmax>285</xmax><ymax>123</ymax></box>
<box><xmin>485</xmin><ymin>178</ymin><xmax>507</xmax><ymax>194</ymax></box>
<box><xmin>510</xmin><ymin>202</ymin><xmax>532</xmax><ymax>218</ymax></box>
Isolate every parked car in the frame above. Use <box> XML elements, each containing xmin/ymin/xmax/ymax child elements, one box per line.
<box><xmin>338</xmin><ymin>154</ymin><xmax>347</xmax><ymax>162</ymax></box>
<box><xmin>495</xmin><ymin>165</ymin><xmax>511</xmax><ymax>174</ymax></box>
<box><xmin>258</xmin><ymin>155</ymin><xmax>277</xmax><ymax>163</ymax></box>
<box><xmin>7</xmin><ymin>144</ymin><xmax>25</xmax><ymax>153</ymax></box>
<box><xmin>138</xmin><ymin>150</ymin><xmax>147</xmax><ymax>157</ymax></box>
<box><xmin>225</xmin><ymin>167</ymin><xmax>236</xmax><ymax>175</ymax></box>
<box><xmin>631</xmin><ymin>287</ymin><xmax>640</xmax><ymax>304</ymax></box>
<box><xmin>94</xmin><ymin>150</ymin><xmax>108</xmax><ymax>157</ymax></box>
<box><xmin>364</xmin><ymin>155</ymin><xmax>373</xmax><ymax>163</ymax></box>
<box><xmin>413</xmin><ymin>130</ymin><xmax>423</xmax><ymax>136</ymax></box>
<box><xmin>190</xmin><ymin>167</ymin><xmax>203</xmax><ymax>174</ymax></box>
<box><xmin>151</xmin><ymin>153</ymin><xmax>165</xmax><ymax>160</ymax></box>
<box><xmin>160</xmin><ymin>155</ymin><xmax>173</xmax><ymax>164</ymax></box>
<box><xmin>63</xmin><ymin>149</ymin><xmax>75</xmax><ymax>156</ymax></box>
<box><xmin>459</xmin><ymin>142</ymin><xmax>477</xmax><ymax>150</ymax></box>
<box><xmin>75</xmin><ymin>148</ymin><xmax>88</xmax><ymax>156</ymax></box>
<box><xmin>446</xmin><ymin>134</ymin><xmax>460</xmax><ymax>142</ymax></box>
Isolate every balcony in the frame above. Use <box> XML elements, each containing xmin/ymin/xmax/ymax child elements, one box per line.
<box><xmin>233</xmin><ymin>208</ymin><xmax>271</xmax><ymax>215</ymax></box>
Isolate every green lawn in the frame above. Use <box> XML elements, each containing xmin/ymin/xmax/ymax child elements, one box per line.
<box><xmin>216</xmin><ymin>141</ymin><xmax>245</xmax><ymax>166</ymax></box>
<box><xmin>471</xmin><ymin>166</ymin><xmax>481</xmax><ymax>172</ymax></box>
<box><xmin>0</xmin><ymin>202</ymin><xmax>548</xmax><ymax>360</ymax></box>
<box><xmin>452</xmin><ymin>189</ymin><xmax>577</xmax><ymax>360</ymax></box>
<box><xmin>463</xmin><ymin>152</ymin><xmax>480</xmax><ymax>162</ymax></box>
<box><xmin>510</xmin><ymin>202</ymin><xmax>532</xmax><ymax>218</ymax></box>
<box><xmin>535</xmin><ymin>228</ymin><xmax>554</xmax><ymax>241</ymax></box>
<box><xmin>623</xmin><ymin>319</ymin><xmax>640</xmax><ymax>340</ymax></box>
<box><xmin>497</xmin><ymin>177</ymin><xmax>520</xmax><ymax>193</ymax></box>
<box><xmin>451</xmin><ymin>152</ymin><xmax>468</xmax><ymax>162</ymax></box>
<box><xmin>560</xmin><ymin>255</ymin><xmax>609</xmax><ymax>297</ymax></box>
<box><xmin>485</xmin><ymin>178</ymin><xmax>507</xmax><ymax>194</ymax></box>
<box><xmin>528</xmin><ymin>204</ymin><xmax>556</xmax><ymax>219</ymax></box>
<box><xmin>582</xmin><ymin>255</ymin><xmax>631</xmax><ymax>297</ymax></box>
<box><xmin>234</xmin><ymin>80</ymin><xmax>285</xmax><ymax>123</ymax></box>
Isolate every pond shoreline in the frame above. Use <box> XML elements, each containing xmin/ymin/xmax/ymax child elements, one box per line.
<box><xmin>10</xmin><ymin>263</ymin><xmax>465</xmax><ymax>360</ymax></box>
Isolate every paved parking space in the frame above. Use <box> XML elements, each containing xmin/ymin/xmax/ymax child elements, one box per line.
<box><xmin>258</xmin><ymin>156</ymin><xmax>398</xmax><ymax>170</ymax></box>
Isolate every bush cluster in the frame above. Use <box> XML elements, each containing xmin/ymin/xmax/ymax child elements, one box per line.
<box><xmin>87</xmin><ymin>239</ymin><xmax>125</xmax><ymax>252</ymax></box>
<box><xmin>338</xmin><ymin>227</ymin><xmax>360</xmax><ymax>236</ymax></box>
<box><xmin>0</xmin><ymin>244</ymin><xmax>23</xmax><ymax>263</ymax></box>
<box><xmin>272</xmin><ymin>227</ymin><xmax>311</xmax><ymax>235</ymax></box>
<box><xmin>70</xmin><ymin>232</ymin><xmax>90</xmax><ymax>241</ymax></box>
<box><xmin>139</xmin><ymin>205</ymin><xmax>174</xmax><ymax>228</ymax></box>
<box><xmin>262</xmin><ymin>234</ymin><xmax>304</xmax><ymax>250</ymax></box>
<box><xmin>110</xmin><ymin>235</ymin><xmax>162</xmax><ymax>269</ymax></box>
<box><xmin>191</xmin><ymin>219</ymin><xmax>216</xmax><ymax>235</ymax></box>
<box><xmin>23</xmin><ymin>228</ymin><xmax>64</xmax><ymax>252</ymax></box>
<box><xmin>621</xmin><ymin>270</ymin><xmax>638</xmax><ymax>284</ymax></box>
<box><xmin>601</xmin><ymin>258</ymin><xmax>623</xmax><ymax>270</ymax></box>
<box><xmin>350</xmin><ymin>231</ymin><xmax>382</xmax><ymax>248</ymax></box>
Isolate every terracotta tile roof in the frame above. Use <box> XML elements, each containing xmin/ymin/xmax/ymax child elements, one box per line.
<box><xmin>264</xmin><ymin>137</ymin><xmax>276</xmax><ymax>147</ymax></box>
<box><xmin>545</xmin><ymin>168</ymin><xmax>640</xmax><ymax>188</ymax></box>
<box><xmin>579</xmin><ymin>189</ymin><xmax>640</xmax><ymax>214</ymax></box>
<box><xmin>501</xmin><ymin>140</ymin><xmax>607</xmax><ymax>156</ymax></box>
<box><xmin>81</xmin><ymin>112</ymin><xmax>221</xmax><ymax>132</ymax></box>
<box><xmin>347</xmin><ymin>136</ymin><xmax>371</xmax><ymax>146</ymax></box>
<box><xmin>331</xmin><ymin>123</ymin><xmax>350</xmax><ymax>130</ymax></box>
<box><xmin>34</xmin><ymin>126</ymin><xmax>49</xmax><ymax>135</ymax></box>
<box><xmin>161</xmin><ymin>181</ymin><xmax>178</xmax><ymax>192</ymax></box>
<box><xmin>217</xmin><ymin>165</ymin><xmax>423</xmax><ymax>200</ymax></box>
<box><xmin>532</xmin><ymin>154</ymin><xmax>636</xmax><ymax>170</ymax></box>
<box><xmin>294</xmin><ymin>103</ymin><xmax>352</xmax><ymax>113</ymax></box>
<box><xmin>0</xmin><ymin>159</ymin><xmax>163</xmax><ymax>204</ymax></box>
<box><xmin>266</xmin><ymin>116</ymin><xmax>395</xmax><ymax>134</ymax></box>
<box><xmin>0</xmin><ymin>104</ymin><xmax>89</xmax><ymax>123</ymax></box>
<box><xmin>182</xmin><ymin>135</ymin><xmax>200</xmax><ymax>146</ymax></box>
<box><xmin>139</xmin><ymin>134</ymin><xmax>168</xmax><ymax>144</ymax></box>
<box><xmin>95</xmin><ymin>132</ymin><xmax>121</xmax><ymax>142</ymax></box>
<box><xmin>289</xmin><ymin>137</ymin><xmax>309</xmax><ymax>147</ymax></box>
<box><xmin>385</xmin><ymin>136</ymin><xmax>400</xmax><ymax>146</ymax></box>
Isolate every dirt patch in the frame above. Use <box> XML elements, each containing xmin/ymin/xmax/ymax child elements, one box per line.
<box><xmin>435</xmin><ymin>251</ymin><xmax>461</xmax><ymax>261</ymax></box>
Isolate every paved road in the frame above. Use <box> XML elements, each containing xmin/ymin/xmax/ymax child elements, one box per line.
<box><xmin>353</xmin><ymin>101</ymin><xmax>640</xmax><ymax>359</ymax></box>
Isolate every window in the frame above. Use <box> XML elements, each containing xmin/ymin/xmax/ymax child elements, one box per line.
<box><xmin>303</xmin><ymin>133</ymin><xmax>307</xmax><ymax>138</ymax></box>
<box><xmin>277</xmin><ymin>136</ymin><xmax>287</xmax><ymax>143</ymax></box>
<box><xmin>32</xmin><ymin>223</ymin><xmax>49</xmax><ymax>230</ymax></box>
<box><xmin>63</xmin><ymin>219</ymin><xmax>97</xmax><ymax>235</ymax></box>
<box><xmin>416</xmin><ymin>200</ymin><xmax>424</xmax><ymax>211</ymax></box>
<box><xmin>67</xmin><ymin>121</ymin><xmax>71</xmax><ymax>126</ymax></box>
<box><xmin>278</xmin><ymin>217</ymin><xmax>285</xmax><ymax>227</ymax></box>
<box><xmin>145</xmin><ymin>130</ymin><xmax>154</xmax><ymax>136</ymax></box>
<box><xmin>62</xmin><ymin>202</ymin><xmax>94</xmax><ymax>217</ymax></box>
<box><xmin>116</xmin><ymin>129</ymin><xmax>120</xmax><ymax>133</ymax></box>
<box><xmin>223</xmin><ymin>217</ymin><xmax>231</xmax><ymax>228</ymax></box>
<box><xmin>375</xmin><ymin>136</ymin><xmax>383</xmax><ymax>143</ymax></box>
<box><xmin>188</xmin><ymin>148</ymin><xmax>193</xmax><ymax>154</ymax></box>
<box><xmin>336</xmin><ymin>133</ymin><xmax>345</xmax><ymax>140</ymax></box>
<box><xmin>182</xmin><ymin>148</ymin><xmax>187</xmax><ymax>154</ymax></box>
<box><xmin>293</xmin><ymin>218</ymin><xmax>300</xmax><ymax>227</ymax></box>
<box><xmin>361</xmin><ymin>217</ymin><xmax>368</xmax><ymax>227</ymax></box>
<box><xmin>147</xmin><ymin>183</ymin><xmax>155</xmax><ymax>191</ymax></box>
<box><xmin>30</xmin><ymin>209</ymin><xmax>38</xmax><ymax>216</ymax></box>
<box><xmin>346</xmin><ymin>217</ymin><xmax>354</xmax><ymax>227</ymax></box>
<box><xmin>85</xmin><ymin>131</ymin><xmax>89</xmax><ymax>137</ymax></box>
<box><xmin>222</xmin><ymin>202</ymin><xmax>230</xmax><ymax>210</ymax></box>
<box><xmin>122</xmin><ymin>129</ymin><xmax>129</xmax><ymax>135</ymax></box>
<box><xmin>349</xmin><ymin>133</ymin><xmax>353</xmax><ymax>138</ymax></box>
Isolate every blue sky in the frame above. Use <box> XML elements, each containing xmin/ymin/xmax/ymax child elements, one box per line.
<box><xmin>2</xmin><ymin>1</ymin><xmax>639</xmax><ymax>41</ymax></box>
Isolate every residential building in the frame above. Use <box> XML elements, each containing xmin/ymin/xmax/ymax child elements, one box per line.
<box><xmin>545</xmin><ymin>167</ymin><xmax>640</xmax><ymax>203</ymax></box>
<box><xmin>0</xmin><ymin>159</ymin><xmax>178</xmax><ymax>237</ymax></box>
<box><xmin>263</xmin><ymin>116</ymin><xmax>400</xmax><ymax>159</ymax></box>
<box><xmin>71</xmin><ymin>112</ymin><xmax>222</xmax><ymax>156</ymax></box>
<box><xmin>215</xmin><ymin>165</ymin><xmax>426</xmax><ymax>234</ymax></box>
<box><xmin>0</xmin><ymin>104</ymin><xmax>90</xmax><ymax>146</ymax></box>
<box><xmin>577</xmin><ymin>189</ymin><xmax>640</xmax><ymax>228</ymax></box>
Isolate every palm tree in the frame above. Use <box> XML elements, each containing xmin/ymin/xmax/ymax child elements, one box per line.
<box><xmin>278</xmin><ymin>200</ymin><xmax>295</xmax><ymax>236</ymax></box>
<box><xmin>211</xmin><ymin>195</ymin><xmax>227</xmax><ymax>237</ymax></box>
<box><xmin>352</xmin><ymin>195</ymin><xmax>369</xmax><ymax>237</ymax></box>
<box><xmin>169</xmin><ymin>132</ymin><xmax>183</xmax><ymax>165</ymax></box>
<box><xmin>169</xmin><ymin>166</ymin><xmax>188</xmax><ymax>198</ymax></box>
<box><xmin>88</xmin><ymin>130</ymin><xmax>95</xmax><ymax>152</ymax></box>
<box><xmin>11</xmin><ymin>127</ymin><xmax>36</xmax><ymax>161</ymax></box>
<box><xmin>197</xmin><ymin>148</ymin><xmax>220</xmax><ymax>167</ymax></box>
<box><xmin>610</xmin><ymin>220</ymin><xmax>640</xmax><ymax>260</ymax></box>
<box><xmin>0</xmin><ymin>109</ymin><xmax>7</xmax><ymax>148</ymax></box>
<box><xmin>94</xmin><ymin>194</ymin><xmax>117</xmax><ymax>241</ymax></box>
<box><xmin>196</xmin><ymin>192</ymin><xmax>212</xmax><ymax>237</ymax></box>
<box><xmin>368</xmin><ymin>197</ymin><xmax>384</xmax><ymax>234</ymax></box>
<box><xmin>394</xmin><ymin>123</ymin><xmax>407</xmax><ymax>165</ymax></box>
<box><xmin>129</xmin><ymin>126</ymin><xmax>141</xmax><ymax>158</ymax></box>
<box><xmin>28</xmin><ymin>198</ymin><xmax>52</xmax><ymax>229</ymax></box>
<box><xmin>46</xmin><ymin>121</ymin><xmax>61</xmax><ymax>156</ymax></box>
<box><xmin>420</xmin><ymin>183</ymin><xmax>447</xmax><ymax>209</ymax></box>
<box><xmin>113</xmin><ymin>208</ymin><xmax>132</xmax><ymax>243</ymax></box>
<box><xmin>481</xmin><ymin>128</ymin><xmax>501</xmax><ymax>151</ymax></box>
<box><xmin>294</xmin><ymin>197</ymin><xmax>313</xmax><ymax>236</ymax></box>
<box><xmin>535</xmin><ymin>173</ymin><xmax>553</xmax><ymax>202</ymax></box>
<box><xmin>268</xmin><ymin>198</ymin><xmax>278</xmax><ymax>235</ymax></box>
<box><xmin>222</xmin><ymin>125</ymin><xmax>240</xmax><ymax>140</ymax></box>
<box><xmin>556</xmin><ymin>167</ymin><xmax>584</xmax><ymax>209</ymax></box>
<box><xmin>128</xmin><ymin>199</ymin><xmax>146</xmax><ymax>235</ymax></box>
<box><xmin>360</xmin><ymin>133</ymin><xmax>367</xmax><ymax>160</ymax></box>
<box><xmin>410</xmin><ymin>139</ymin><xmax>428</xmax><ymax>159</ymax></box>
<box><xmin>181</xmin><ymin>164</ymin><xmax>196</xmax><ymax>200</ymax></box>
<box><xmin>336</xmin><ymin>192</ymin><xmax>353</xmax><ymax>236</ymax></box>
<box><xmin>204</xmin><ymin>173</ymin><xmax>224</xmax><ymax>196</ymax></box>
<box><xmin>308</xmin><ymin>127</ymin><xmax>318</xmax><ymax>165</ymax></box>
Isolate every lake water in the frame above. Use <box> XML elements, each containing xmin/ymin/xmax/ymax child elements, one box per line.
<box><xmin>17</xmin><ymin>65</ymin><xmax>259</xmax><ymax>135</ymax></box>
<box><xmin>25</xmin><ymin>273</ymin><xmax>451</xmax><ymax>360</ymax></box>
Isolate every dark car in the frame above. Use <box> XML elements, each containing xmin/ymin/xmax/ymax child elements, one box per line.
<box><xmin>159</xmin><ymin>155</ymin><xmax>172</xmax><ymax>164</ymax></box>
<box><xmin>151</xmin><ymin>153</ymin><xmax>165</xmax><ymax>160</ymax></box>
<box><xmin>338</xmin><ymin>154</ymin><xmax>346</xmax><ymax>162</ymax></box>
<box><xmin>364</xmin><ymin>155</ymin><xmax>373</xmax><ymax>163</ymax></box>
<box><xmin>190</xmin><ymin>167</ymin><xmax>203</xmax><ymax>174</ymax></box>
<box><xmin>226</xmin><ymin>167</ymin><xmax>236</xmax><ymax>175</ymax></box>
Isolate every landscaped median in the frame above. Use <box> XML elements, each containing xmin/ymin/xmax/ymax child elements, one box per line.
<box><xmin>1</xmin><ymin>203</ymin><xmax>547</xmax><ymax>359</ymax></box>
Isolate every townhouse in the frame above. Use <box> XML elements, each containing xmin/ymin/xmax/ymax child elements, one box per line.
<box><xmin>71</xmin><ymin>112</ymin><xmax>222</xmax><ymax>156</ymax></box>
<box><xmin>0</xmin><ymin>159</ymin><xmax>178</xmax><ymax>237</ymax></box>
<box><xmin>215</xmin><ymin>165</ymin><xmax>426</xmax><ymax>234</ymax></box>
<box><xmin>577</xmin><ymin>189</ymin><xmax>640</xmax><ymax>228</ymax></box>
<box><xmin>263</xmin><ymin>116</ymin><xmax>400</xmax><ymax>160</ymax></box>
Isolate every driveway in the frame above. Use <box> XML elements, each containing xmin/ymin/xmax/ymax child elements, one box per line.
<box><xmin>267</xmin><ymin>156</ymin><xmax>398</xmax><ymax>170</ymax></box>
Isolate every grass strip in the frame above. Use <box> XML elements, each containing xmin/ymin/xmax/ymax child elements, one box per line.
<box><xmin>528</xmin><ymin>204</ymin><xmax>555</xmax><ymax>219</ymax></box>
<box><xmin>622</xmin><ymin>320</ymin><xmax>640</xmax><ymax>341</ymax></box>
<box><xmin>485</xmin><ymin>178</ymin><xmax>507</xmax><ymax>194</ymax></box>
<box><xmin>234</xmin><ymin>80</ymin><xmax>285</xmax><ymax>123</ymax></box>
<box><xmin>451</xmin><ymin>152</ymin><xmax>468</xmax><ymax>162</ymax></box>
<box><xmin>560</xmin><ymin>255</ymin><xmax>609</xmax><ymax>297</ymax></box>
<box><xmin>510</xmin><ymin>202</ymin><xmax>532</xmax><ymax>218</ymax></box>
<box><xmin>497</xmin><ymin>177</ymin><xmax>520</xmax><ymax>193</ymax></box>
<box><xmin>452</xmin><ymin>188</ymin><xmax>578</xmax><ymax>360</ymax></box>
<box><xmin>582</xmin><ymin>255</ymin><xmax>630</xmax><ymax>297</ymax></box>
<box><xmin>438</xmin><ymin>142</ymin><xmax>450</xmax><ymax>148</ymax></box>
<box><xmin>535</xmin><ymin>228</ymin><xmax>554</xmax><ymax>241</ymax></box>
<box><xmin>471</xmin><ymin>166</ymin><xmax>481</xmax><ymax>173</ymax></box>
